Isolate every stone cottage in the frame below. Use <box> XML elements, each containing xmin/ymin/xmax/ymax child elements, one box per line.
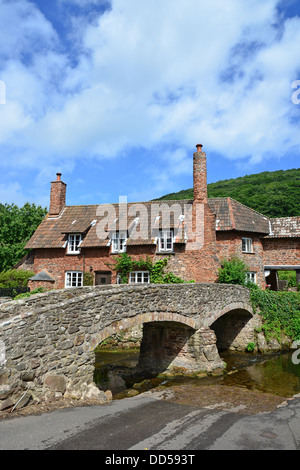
<box><xmin>24</xmin><ymin>145</ymin><xmax>300</xmax><ymax>290</ymax></box>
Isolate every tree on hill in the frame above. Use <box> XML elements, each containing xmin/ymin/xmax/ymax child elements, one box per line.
<box><xmin>0</xmin><ymin>202</ymin><xmax>47</xmax><ymax>272</ymax></box>
<box><xmin>156</xmin><ymin>168</ymin><xmax>300</xmax><ymax>217</ymax></box>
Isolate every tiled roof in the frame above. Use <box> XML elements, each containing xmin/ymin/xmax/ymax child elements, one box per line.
<box><xmin>25</xmin><ymin>200</ymin><xmax>192</xmax><ymax>249</ymax></box>
<box><xmin>29</xmin><ymin>270</ymin><xmax>55</xmax><ymax>281</ymax></box>
<box><xmin>267</xmin><ymin>216</ymin><xmax>300</xmax><ymax>238</ymax></box>
<box><xmin>25</xmin><ymin>197</ymin><xmax>288</xmax><ymax>250</ymax></box>
<box><xmin>208</xmin><ymin>198</ymin><xmax>270</xmax><ymax>233</ymax></box>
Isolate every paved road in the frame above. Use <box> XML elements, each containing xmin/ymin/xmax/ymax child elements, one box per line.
<box><xmin>0</xmin><ymin>392</ymin><xmax>299</xmax><ymax>451</ymax></box>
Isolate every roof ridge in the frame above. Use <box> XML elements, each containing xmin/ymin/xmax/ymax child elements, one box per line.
<box><xmin>270</xmin><ymin>215</ymin><xmax>300</xmax><ymax>220</ymax></box>
<box><xmin>227</xmin><ymin>197</ymin><xmax>269</xmax><ymax>219</ymax></box>
<box><xmin>63</xmin><ymin>199</ymin><xmax>194</xmax><ymax>208</ymax></box>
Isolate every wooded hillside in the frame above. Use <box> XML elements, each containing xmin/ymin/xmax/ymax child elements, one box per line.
<box><xmin>157</xmin><ymin>168</ymin><xmax>300</xmax><ymax>218</ymax></box>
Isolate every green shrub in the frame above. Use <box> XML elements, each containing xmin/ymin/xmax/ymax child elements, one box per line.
<box><xmin>83</xmin><ymin>271</ymin><xmax>94</xmax><ymax>286</ymax></box>
<box><xmin>246</xmin><ymin>342</ymin><xmax>256</xmax><ymax>352</ymax></box>
<box><xmin>278</xmin><ymin>271</ymin><xmax>297</xmax><ymax>288</ymax></box>
<box><xmin>218</xmin><ymin>256</ymin><xmax>249</xmax><ymax>286</ymax></box>
<box><xmin>14</xmin><ymin>287</ymin><xmax>46</xmax><ymax>300</ymax></box>
<box><xmin>250</xmin><ymin>288</ymin><xmax>300</xmax><ymax>342</ymax></box>
<box><xmin>0</xmin><ymin>269</ymin><xmax>34</xmax><ymax>288</ymax></box>
<box><xmin>13</xmin><ymin>287</ymin><xmax>46</xmax><ymax>300</ymax></box>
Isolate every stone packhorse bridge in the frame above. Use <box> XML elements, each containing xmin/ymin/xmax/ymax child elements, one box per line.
<box><xmin>0</xmin><ymin>283</ymin><xmax>257</xmax><ymax>410</ymax></box>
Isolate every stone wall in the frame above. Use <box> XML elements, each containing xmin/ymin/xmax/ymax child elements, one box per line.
<box><xmin>0</xmin><ymin>283</ymin><xmax>253</xmax><ymax>411</ymax></box>
<box><xmin>138</xmin><ymin>322</ymin><xmax>225</xmax><ymax>375</ymax></box>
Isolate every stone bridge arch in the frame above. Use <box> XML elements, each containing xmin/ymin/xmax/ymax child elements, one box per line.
<box><xmin>88</xmin><ymin>311</ymin><xmax>199</xmax><ymax>351</ymax></box>
<box><xmin>0</xmin><ymin>283</ymin><xmax>255</xmax><ymax>411</ymax></box>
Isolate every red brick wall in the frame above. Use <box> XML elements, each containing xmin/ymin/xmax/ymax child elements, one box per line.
<box><xmin>27</xmin><ymin>280</ymin><xmax>55</xmax><ymax>291</ymax></box>
<box><xmin>263</xmin><ymin>238</ymin><xmax>300</xmax><ymax>265</ymax></box>
<box><xmin>163</xmin><ymin>203</ymin><xmax>220</xmax><ymax>283</ymax></box>
<box><xmin>193</xmin><ymin>148</ymin><xmax>207</xmax><ymax>204</ymax></box>
<box><xmin>29</xmin><ymin>232</ymin><xmax>300</xmax><ymax>291</ymax></box>
<box><xmin>216</xmin><ymin>231</ymin><xmax>266</xmax><ymax>288</ymax></box>
<box><xmin>49</xmin><ymin>176</ymin><xmax>66</xmax><ymax>217</ymax></box>
<box><xmin>29</xmin><ymin>203</ymin><xmax>221</xmax><ymax>288</ymax></box>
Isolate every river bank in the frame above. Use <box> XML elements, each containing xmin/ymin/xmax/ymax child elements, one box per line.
<box><xmin>1</xmin><ymin>345</ymin><xmax>299</xmax><ymax>421</ymax></box>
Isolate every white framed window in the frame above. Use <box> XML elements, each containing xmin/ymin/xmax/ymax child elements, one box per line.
<box><xmin>65</xmin><ymin>271</ymin><xmax>83</xmax><ymax>288</ymax></box>
<box><xmin>129</xmin><ymin>271</ymin><xmax>150</xmax><ymax>284</ymax></box>
<box><xmin>158</xmin><ymin>229</ymin><xmax>174</xmax><ymax>252</ymax></box>
<box><xmin>246</xmin><ymin>272</ymin><xmax>257</xmax><ymax>284</ymax></box>
<box><xmin>67</xmin><ymin>234</ymin><xmax>82</xmax><ymax>254</ymax></box>
<box><xmin>242</xmin><ymin>237</ymin><xmax>253</xmax><ymax>253</ymax></box>
<box><xmin>111</xmin><ymin>231</ymin><xmax>127</xmax><ymax>253</ymax></box>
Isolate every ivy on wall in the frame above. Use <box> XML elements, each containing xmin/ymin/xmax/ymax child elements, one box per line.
<box><xmin>83</xmin><ymin>271</ymin><xmax>94</xmax><ymax>286</ymax></box>
<box><xmin>218</xmin><ymin>256</ymin><xmax>300</xmax><ymax>343</ymax></box>
<box><xmin>250</xmin><ymin>287</ymin><xmax>300</xmax><ymax>342</ymax></box>
<box><xmin>107</xmin><ymin>253</ymin><xmax>194</xmax><ymax>284</ymax></box>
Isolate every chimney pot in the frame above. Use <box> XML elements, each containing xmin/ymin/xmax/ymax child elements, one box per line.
<box><xmin>56</xmin><ymin>173</ymin><xmax>62</xmax><ymax>181</ymax></box>
<box><xmin>196</xmin><ymin>144</ymin><xmax>203</xmax><ymax>152</ymax></box>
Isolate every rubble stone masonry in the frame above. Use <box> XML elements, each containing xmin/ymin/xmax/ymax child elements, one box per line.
<box><xmin>0</xmin><ymin>283</ymin><xmax>254</xmax><ymax>409</ymax></box>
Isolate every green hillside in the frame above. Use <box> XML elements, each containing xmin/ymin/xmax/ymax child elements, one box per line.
<box><xmin>156</xmin><ymin>168</ymin><xmax>300</xmax><ymax>218</ymax></box>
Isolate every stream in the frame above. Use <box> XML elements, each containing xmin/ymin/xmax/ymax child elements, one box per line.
<box><xmin>94</xmin><ymin>348</ymin><xmax>300</xmax><ymax>401</ymax></box>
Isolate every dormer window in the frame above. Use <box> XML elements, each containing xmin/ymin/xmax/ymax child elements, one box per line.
<box><xmin>67</xmin><ymin>234</ymin><xmax>82</xmax><ymax>254</ymax></box>
<box><xmin>111</xmin><ymin>231</ymin><xmax>127</xmax><ymax>253</ymax></box>
<box><xmin>158</xmin><ymin>229</ymin><xmax>174</xmax><ymax>252</ymax></box>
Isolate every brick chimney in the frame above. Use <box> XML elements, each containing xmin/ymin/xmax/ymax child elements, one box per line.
<box><xmin>193</xmin><ymin>144</ymin><xmax>207</xmax><ymax>204</ymax></box>
<box><xmin>49</xmin><ymin>173</ymin><xmax>67</xmax><ymax>217</ymax></box>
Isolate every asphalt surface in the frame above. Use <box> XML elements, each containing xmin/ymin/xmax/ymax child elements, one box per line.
<box><xmin>0</xmin><ymin>392</ymin><xmax>299</xmax><ymax>452</ymax></box>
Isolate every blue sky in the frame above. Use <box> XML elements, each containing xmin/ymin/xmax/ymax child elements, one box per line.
<box><xmin>0</xmin><ymin>0</ymin><xmax>299</xmax><ymax>208</ymax></box>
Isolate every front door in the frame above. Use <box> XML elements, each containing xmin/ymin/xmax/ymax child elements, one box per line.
<box><xmin>95</xmin><ymin>271</ymin><xmax>112</xmax><ymax>285</ymax></box>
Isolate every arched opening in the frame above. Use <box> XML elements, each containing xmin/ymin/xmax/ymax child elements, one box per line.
<box><xmin>210</xmin><ymin>308</ymin><xmax>254</xmax><ymax>352</ymax></box>
<box><xmin>138</xmin><ymin>321</ymin><xmax>197</xmax><ymax>375</ymax></box>
<box><xmin>91</xmin><ymin>313</ymin><xmax>199</xmax><ymax>397</ymax></box>
<box><xmin>93</xmin><ymin>325</ymin><xmax>142</xmax><ymax>396</ymax></box>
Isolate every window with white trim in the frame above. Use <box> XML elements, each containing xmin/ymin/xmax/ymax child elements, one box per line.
<box><xmin>111</xmin><ymin>231</ymin><xmax>127</xmax><ymax>253</ymax></box>
<box><xmin>129</xmin><ymin>271</ymin><xmax>150</xmax><ymax>284</ymax></box>
<box><xmin>67</xmin><ymin>234</ymin><xmax>82</xmax><ymax>254</ymax></box>
<box><xmin>158</xmin><ymin>229</ymin><xmax>174</xmax><ymax>252</ymax></box>
<box><xmin>245</xmin><ymin>272</ymin><xmax>257</xmax><ymax>284</ymax></box>
<box><xmin>242</xmin><ymin>237</ymin><xmax>253</xmax><ymax>253</ymax></box>
<box><xmin>65</xmin><ymin>271</ymin><xmax>83</xmax><ymax>288</ymax></box>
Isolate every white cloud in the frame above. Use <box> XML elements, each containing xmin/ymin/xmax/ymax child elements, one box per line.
<box><xmin>0</xmin><ymin>0</ymin><xmax>300</xmax><ymax>196</ymax></box>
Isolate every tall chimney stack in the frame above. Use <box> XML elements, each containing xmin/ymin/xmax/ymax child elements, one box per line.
<box><xmin>193</xmin><ymin>144</ymin><xmax>207</xmax><ymax>204</ymax></box>
<box><xmin>49</xmin><ymin>173</ymin><xmax>67</xmax><ymax>217</ymax></box>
